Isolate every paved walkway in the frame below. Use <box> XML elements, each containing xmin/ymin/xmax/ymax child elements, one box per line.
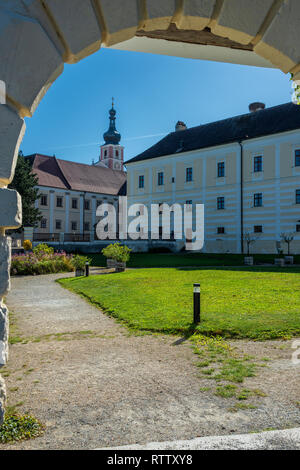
<box><xmin>2</xmin><ymin>273</ymin><xmax>300</xmax><ymax>449</ymax></box>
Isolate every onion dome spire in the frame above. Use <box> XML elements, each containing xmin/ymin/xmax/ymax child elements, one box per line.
<box><xmin>103</xmin><ymin>97</ymin><xmax>121</xmax><ymax>145</ymax></box>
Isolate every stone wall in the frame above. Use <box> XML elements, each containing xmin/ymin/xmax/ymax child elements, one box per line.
<box><xmin>1</xmin><ymin>0</ymin><xmax>300</xmax><ymax>424</ymax></box>
<box><xmin>0</xmin><ymin>199</ymin><xmax>21</xmax><ymax>423</ymax></box>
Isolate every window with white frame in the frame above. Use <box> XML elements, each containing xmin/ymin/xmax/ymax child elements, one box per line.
<box><xmin>139</xmin><ymin>175</ymin><xmax>144</xmax><ymax>189</ymax></box>
<box><xmin>55</xmin><ymin>220</ymin><xmax>62</xmax><ymax>230</ymax></box>
<box><xmin>157</xmin><ymin>172</ymin><xmax>164</xmax><ymax>186</ymax></box>
<box><xmin>40</xmin><ymin>195</ymin><xmax>47</xmax><ymax>206</ymax></box>
<box><xmin>186</xmin><ymin>167</ymin><xmax>193</xmax><ymax>182</ymax></box>
<box><xmin>56</xmin><ymin>196</ymin><xmax>63</xmax><ymax>207</ymax></box>
<box><xmin>217</xmin><ymin>162</ymin><xmax>225</xmax><ymax>178</ymax></box>
<box><xmin>217</xmin><ymin>197</ymin><xmax>225</xmax><ymax>210</ymax></box>
<box><xmin>254</xmin><ymin>155</ymin><xmax>263</xmax><ymax>173</ymax></box>
<box><xmin>254</xmin><ymin>193</ymin><xmax>263</xmax><ymax>207</ymax></box>
<box><xmin>295</xmin><ymin>149</ymin><xmax>300</xmax><ymax>167</ymax></box>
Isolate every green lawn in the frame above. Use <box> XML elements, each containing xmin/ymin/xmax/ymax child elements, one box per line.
<box><xmin>58</xmin><ymin>267</ymin><xmax>300</xmax><ymax>340</ymax></box>
<box><xmin>88</xmin><ymin>252</ymin><xmax>300</xmax><ymax>268</ymax></box>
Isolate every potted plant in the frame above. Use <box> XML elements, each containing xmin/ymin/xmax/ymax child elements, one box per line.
<box><xmin>72</xmin><ymin>255</ymin><xmax>89</xmax><ymax>277</ymax></box>
<box><xmin>107</xmin><ymin>258</ymin><xmax>117</xmax><ymax>269</ymax></box>
<box><xmin>102</xmin><ymin>244</ymin><xmax>117</xmax><ymax>269</ymax></box>
<box><xmin>102</xmin><ymin>243</ymin><xmax>131</xmax><ymax>272</ymax></box>
<box><xmin>115</xmin><ymin>244</ymin><xmax>131</xmax><ymax>272</ymax></box>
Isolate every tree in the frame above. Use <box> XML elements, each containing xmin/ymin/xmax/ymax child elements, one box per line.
<box><xmin>8</xmin><ymin>152</ymin><xmax>42</xmax><ymax>230</ymax></box>
<box><xmin>243</xmin><ymin>232</ymin><xmax>258</xmax><ymax>256</ymax></box>
<box><xmin>281</xmin><ymin>232</ymin><xmax>294</xmax><ymax>255</ymax></box>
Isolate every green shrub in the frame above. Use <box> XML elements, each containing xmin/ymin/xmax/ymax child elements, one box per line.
<box><xmin>33</xmin><ymin>243</ymin><xmax>54</xmax><ymax>258</ymax></box>
<box><xmin>101</xmin><ymin>244</ymin><xmax>116</xmax><ymax>260</ymax></box>
<box><xmin>102</xmin><ymin>243</ymin><xmax>131</xmax><ymax>263</ymax></box>
<box><xmin>0</xmin><ymin>413</ymin><xmax>43</xmax><ymax>443</ymax></box>
<box><xmin>23</xmin><ymin>239</ymin><xmax>32</xmax><ymax>251</ymax></box>
<box><xmin>71</xmin><ymin>255</ymin><xmax>90</xmax><ymax>270</ymax></box>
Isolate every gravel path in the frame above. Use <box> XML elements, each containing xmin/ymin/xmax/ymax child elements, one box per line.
<box><xmin>101</xmin><ymin>428</ymin><xmax>300</xmax><ymax>450</ymax></box>
<box><xmin>1</xmin><ymin>273</ymin><xmax>300</xmax><ymax>450</ymax></box>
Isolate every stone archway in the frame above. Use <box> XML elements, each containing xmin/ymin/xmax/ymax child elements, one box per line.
<box><xmin>1</xmin><ymin>0</ymin><xmax>300</xmax><ymax>422</ymax></box>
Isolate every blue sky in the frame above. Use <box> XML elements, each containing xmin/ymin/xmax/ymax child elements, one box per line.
<box><xmin>21</xmin><ymin>47</ymin><xmax>292</xmax><ymax>165</ymax></box>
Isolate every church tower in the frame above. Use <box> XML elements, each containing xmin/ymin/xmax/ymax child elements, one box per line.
<box><xmin>96</xmin><ymin>99</ymin><xmax>124</xmax><ymax>171</ymax></box>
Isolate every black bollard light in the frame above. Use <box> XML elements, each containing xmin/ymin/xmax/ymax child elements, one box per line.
<box><xmin>85</xmin><ymin>261</ymin><xmax>89</xmax><ymax>277</ymax></box>
<box><xmin>193</xmin><ymin>283</ymin><xmax>200</xmax><ymax>324</ymax></box>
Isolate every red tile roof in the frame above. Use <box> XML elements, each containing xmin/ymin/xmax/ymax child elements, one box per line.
<box><xmin>25</xmin><ymin>154</ymin><xmax>127</xmax><ymax>196</ymax></box>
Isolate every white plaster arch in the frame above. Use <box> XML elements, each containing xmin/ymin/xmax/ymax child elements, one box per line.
<box><xmin>1</xmin><ymin>0</ymin><xmax>300</xmax><ymax>423</ymax></box>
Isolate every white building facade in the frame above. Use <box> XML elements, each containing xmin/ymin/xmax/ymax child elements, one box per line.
<box><xmin>25</xmin><ymin>154</ymin><xmax>126</xmax><ymax>245</ymax></box>
<box><xmin>126</xmin><ymin>103</ymin><xmax>300</xmax><ymax>254</ymax></box>
<box><xmin>24</xmin><ymin>102</ymin><xmax>126</xmax><ymax>245</ymax></box>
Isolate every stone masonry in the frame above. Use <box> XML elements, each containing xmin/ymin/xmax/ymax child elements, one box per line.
<box><xmin>1</xmin><ymin>0</ymin><xmax>300</xmax><ymax>424</ymax></box>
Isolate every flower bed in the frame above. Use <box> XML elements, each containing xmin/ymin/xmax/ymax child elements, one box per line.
<box><xmin>11</xmin><ymin>251</ymin><xmax>75</xmax><ymax>276</ymax></box>
<box><xmin>10</xmin><ymin>244</ymin><xmax>88</xmax><ymax>276</ymax></box>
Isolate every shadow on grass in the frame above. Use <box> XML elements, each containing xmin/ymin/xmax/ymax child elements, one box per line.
<box><xmin>175</xmin><ymin>265</ymin><xmax>300</xmax><ymax>274</ymax></box>
<box><xmin>88</xmin><ymin>252</ymin><xmax>300</xmax><ymax>269</ymax></box>
<box><xmin>172</xmin><ymin>323</ymin><xmax>199</xmax><ymax>346</ymax></box>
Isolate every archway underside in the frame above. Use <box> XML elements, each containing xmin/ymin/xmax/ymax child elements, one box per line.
<box><xmin>1</xmin><ymin>0</ymin><xmax>300</xmax><ymax>422</ymax></box>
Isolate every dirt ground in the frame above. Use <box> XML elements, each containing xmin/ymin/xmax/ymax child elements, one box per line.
<box><xmin>1</xmin><ymin>273</ymin><xmax>300</xmax><ymax>450</ymax></box>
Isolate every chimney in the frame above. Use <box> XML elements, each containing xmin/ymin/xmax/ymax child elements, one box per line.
<box><xmin>175</xmin><ymin>121</ymin><xmax>187</xmax><ymax>131</ymax></box>
<box><xmin>249</xmin><ymin>102</ymin><xmax>266</xmax><ymax>113</ymax></box>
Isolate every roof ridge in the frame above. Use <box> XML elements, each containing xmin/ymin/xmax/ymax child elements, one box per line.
<box><xmin>126</xmin><ymin>102</ymin><xmax>300</xmax><ymax>164</ymax></box>
<box><xmin>169</xmin><ymin>102</ymin><xmax>293</xmax><ymax>136</ymax></box>
<box><xmin>54</xmin><ymin>156</ymin><xmax>71</xmax><ymax>190</ymax></box>
<box><xmin>56</xmin><ymin>157</ymin><xmax>95</xmax><ymax>168</ymax></box>
<box><xmin>57</xmin><ymin>157</ymin><xmax>127</xmax><ymax>175</ymax></box>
